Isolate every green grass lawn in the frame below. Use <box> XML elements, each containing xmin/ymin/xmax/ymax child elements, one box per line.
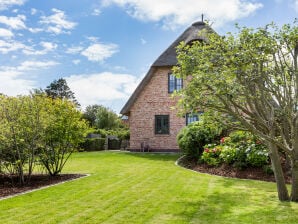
<box><xmin>1</xmin><ymin>151</ymin><xmax>298</xmax><ymax>224</ymax></box>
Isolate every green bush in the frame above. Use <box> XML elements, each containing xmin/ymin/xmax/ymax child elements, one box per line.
<box><xmin>80</xmin><ymin>138</ymin><xmax>105</xmax><ymax>151</ymax></box>
<box><xmin>201</xmin><ymin>145</ymin><xmax>222</xmax><ymax>166</ymax></box>
<box><xmin>200</xmin><ymin>130</ymin><xmax>270</xmax><ymax>169</ymax></box>
<box><xmin>177</xmin><ymin>121</ymin><xmax>222</xmax><ymax>159</ymax></box>
<box><xmin>219</xmin><ymin>146</ymin><xmax>237</xmax><ymax>165</ymax></box>
<box><xmin>246</xmin><ymin>145</ymin><xmax>269</xmax><ymax>167</ymax></box>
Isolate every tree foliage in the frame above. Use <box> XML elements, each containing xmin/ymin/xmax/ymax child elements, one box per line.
<box><xmin>83</xmin><ymin>104</ymin><xmax>121</xmax><ymax>130</ymax></box>
<box><xmin>45</xmin><ymin>78</ymin><xmax>80</xmax><ymax>107</ymax></box>
<box><xmin>174</xmin><ymin>21</ymin><xmax>298</xmax><ymax>201</ymax></box>
<box><xmin>0</xmin><ymin>94</ymin><xmax>88</xmax><ymax>184</ymax></box>
<box><xmin>38</xmin><ymin>97</ymin><xmax>88</xmax><ymax>176</ymax></box>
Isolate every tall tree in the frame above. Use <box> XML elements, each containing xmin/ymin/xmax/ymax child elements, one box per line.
<box><xmin>174</xmin><ymin>22</ymin><xmax>298</xmax><ymax>201</ymax></box>
<box><xmin>45</xmin><ymin>78</ymin><xmax>80</xmax><ymax>107</ymax></box>
<box><xmin>95</xmin><ymin>106</ymin><xmax>120</xmax><ymax>130</ymax></box>
<box><xmin>83</xmin><ymin>104</ymin><xmax>102</xmax><ymax>127</ymax></box>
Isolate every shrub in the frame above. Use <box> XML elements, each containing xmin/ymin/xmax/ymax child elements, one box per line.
<box><xmin>246</xmin><ymin>145</ymin><xmax>269</xmax><ymax>167</ymax></box>
<box><xmin>219</xmin><ymin>146</ymin><xmax>237</xmax><ymax>165</ymax></box>
<box><xmin>177</xmin><ymin>121</ymin><xmax>222</xmax><ymax>159</ymax></box>
<box><xmin>201</xmin><ymin>145</ymin><xmax>222</xmax><ymax>166</ymax></box>
<box><xmin>80</xmin><ymin>138</ymin><xmax>105</xmax><ymax>151</ymax></box>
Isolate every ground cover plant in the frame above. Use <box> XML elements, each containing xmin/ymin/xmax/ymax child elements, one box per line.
<box><xmin>1</xmin><ymin>151</ymin><xmax>298</xmax><ymax>224</ymax></box>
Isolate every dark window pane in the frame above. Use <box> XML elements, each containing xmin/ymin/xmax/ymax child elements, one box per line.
<box><xmin>186</xmin><ymin>113</ymin><xmax>200</xmax><ymax>125</ymax></box>
<box><xmin>155</xmin><ymin>115</ymin><xmax>169</xmax><ymax>134</ymax></box>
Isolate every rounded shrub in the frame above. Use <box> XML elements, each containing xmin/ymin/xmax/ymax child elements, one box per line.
<box><xmin>177</xmin><ymin>121</ymin><xmax>221</xmax><ymax>159</ymax></box>
<box><xmin>201</xmin><ymin>145</ymin><xmax>222</xmax><ymax>166</ymax></box>
<box><xmin>219</xmin><ymin>146</ymin><xmax>237</xmax><ymax>165</ymax></box>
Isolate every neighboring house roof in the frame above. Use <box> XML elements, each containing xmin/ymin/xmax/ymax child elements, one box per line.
<box><xmin>120</xmin><ymin>21</ymin><xmax>214</xmax><ymax>115</ymax></box>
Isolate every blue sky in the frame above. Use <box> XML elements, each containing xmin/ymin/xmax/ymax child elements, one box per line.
<box><xmin>0</xmin><ymin>0</ymin><xmax>297</xmax><ymax>113</ymax></box>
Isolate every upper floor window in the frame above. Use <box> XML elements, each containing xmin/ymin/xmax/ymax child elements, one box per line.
<box><xmin>186</xmin><ymin>112</ymin><xmax>203</xmax><ymax>125</ymax></box>
<box><xmin>155</xmin><ymin>115</ymin><xmax>169</xmax><ymax>134</ymax></box>
<box><xmin>168</xmin><ymin>73</ymin><xmax>183</xmax><ymax>93</ymax></box>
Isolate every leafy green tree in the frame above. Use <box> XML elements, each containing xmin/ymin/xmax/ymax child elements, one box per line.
<box><xmin>0</xmin><ymin>95</ymin><xmax>44</xmax><ymax>185</ymax></box>
<box><xmin>174</xmin><ymin>22</ymin><xmax>298</xmax><ymax>201</ymax></box>
<box><xmin>45</xmin><ymin>78</ymin><xmax>80</xmax><ymax>107</ymax></box>
<box><xmin>39</xmin><ymin>97</ymin><xmax>88</xmax><ymax>176</ymax></box>
<box><xmin>95</xmin><ymin>106</ymin><xmax>120</xmax><ymax>130</ymax></box>
<box><xmin>83</xmin><ymin>104</ymin><xmax>102</xmax><ymax>127</ymax></box>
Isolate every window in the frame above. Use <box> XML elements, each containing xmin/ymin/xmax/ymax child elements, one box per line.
<box><xmin>155</xmin><ymin>115</ymin><xmax>169</xmax><ymax>134</ymax></box>
<box><xmin>186</xmin><ymin>112</ymin><xmax>203</xmax><ymax>125</ymax></box>
<box><xmin>168</xmin><ymin>73</ymin><xmax>183</xmax><ymax>93</ymax></box>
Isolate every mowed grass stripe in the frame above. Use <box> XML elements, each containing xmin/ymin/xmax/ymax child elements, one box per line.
<box><xmin>1</xmin><ymin>151</ymin><xmax>298</xmax><ymax>224</ymax></box>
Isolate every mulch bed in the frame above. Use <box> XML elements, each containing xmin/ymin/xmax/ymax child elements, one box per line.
<box><xmin>0</xmin><ymin>174</ymin><xmax>85</xmax><ymax>199</ymax></box>
<box><xmin>192</xmin><ymin>163</ymin><xmax>292</xmax><ymax>184</ymax></box>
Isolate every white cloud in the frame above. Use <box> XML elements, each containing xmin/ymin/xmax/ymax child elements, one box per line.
<box><xmin>92</xmin><ymin>9</ymin><xmax>101</xmax><ymax>16</ymax></box>
<box><xmin>0</xmin><ymin>0</ymin><xmax>25</xmax><ymax>11</ymax></box>
<box><xmin>16</xmin><ymin>60</ymin><xmax>58</xmax><ymax>71</ymax></box>
<box><xmin>40</xmin><ymin>8</ymin><xmax>77</xmax><ymax>34</ymax></box>
<box><xmin>0</xmin><ymin>39</ymin><xmax>28</xmax><ymax>53</ymax></box>
<box><xmin>72</xmin><ymin>59</ymin><xmax>81</xmax><ymax>65</ymax></box>
<box><xmin>31</xmin><ymin>8</ymin><xmax>37</xmax><ymax>15</ymax></box>
<box><xmin>81</xmin><ymin>43</ymin><xmax>118</xmax><ymax>62</ymax></box>
<box><xmin>66</xmin><ymin>72</ymin><xmax>141</xmax><ymax>109</ymax></box>
<box><xmin>0</xmin><ymin>15</ymin><xmax>26</xmax><ymax>30</ymax></box>
<box><xmin>28</xmin><ymin>27</ymin><xmax>43</xmax><ymax>33</ymax></box>
<box><xmin>0</xmin><ymin>28</ymin><xmax>14</xmax><ymax>38</ymax></box>
<box><xmin>103</xmin><ymin>0</ymin><xmax>263</xmax><ymax>29</ymax></box>
<box><xmin>66</xmin><ymin>46</ymin><xmax>84</xmax><ymax>54</ymax></box>
<box><xmin>22</xmin><ymin>41</ymin><xmax>57</xmax><ymax>55</ymax></box>
<box><xmin>0</xmin><ymin>60</ymin><xmax>58</xmax><ymax>96</ymax></box>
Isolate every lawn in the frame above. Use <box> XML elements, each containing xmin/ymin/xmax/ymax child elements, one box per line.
<box><xmin>1</xmin><ymin>151</ymin><xmax>298</xmax><ymax>224</ymax></box>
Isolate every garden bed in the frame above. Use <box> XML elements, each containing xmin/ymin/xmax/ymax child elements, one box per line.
<box><xmin>0</xmin><ymin>174</ymin><xmax>85</xmax><ymax>199</ymax></box>
<box><xmin>192</xmin><ymin>163</ymin><xmax>291</xmax><ymax>183</ymax></box>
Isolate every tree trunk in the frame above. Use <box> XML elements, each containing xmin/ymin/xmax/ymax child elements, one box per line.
<box><xmin>269</xmin><ymin>142</ymin><xmax>290</xmax><ymax>201</ymax></box>
<box><xmin>291</xmin><ymin>159</ymin><xmax>298</xmax><ymax>201</ymax></box>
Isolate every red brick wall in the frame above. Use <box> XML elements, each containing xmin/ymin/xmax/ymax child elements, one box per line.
<box><xmin>129</xmin><ymin>67</ymin><xmax>186</xmax><ymax>151</ymax></box>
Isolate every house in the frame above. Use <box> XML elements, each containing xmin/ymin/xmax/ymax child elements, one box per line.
<box><xmin>120</xmin><ymin>21</ymin><xmax>214</xmax><ymax>152</ymax></box>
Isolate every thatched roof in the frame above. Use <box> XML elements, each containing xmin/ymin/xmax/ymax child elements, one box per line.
<box><xmin>120</xmin><ymin>21</ymin><xmax>214</xmax><ymax>115</ymax></box>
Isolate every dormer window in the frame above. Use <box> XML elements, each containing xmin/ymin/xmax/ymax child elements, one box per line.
<box><xmin>168</xmin><ymin>73</ymin><xmax>183</xmax><ymax>93</ymax></box>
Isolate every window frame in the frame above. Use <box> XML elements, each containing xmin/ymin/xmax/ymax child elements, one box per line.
<box><xmin>155</xmin><ymin>115</ymin><xmax>170</xmax><ymax>135</ymax></box>
<box><xmin>185</xmin><ymin>112</ymin><xmax>203</xmax><ymax>125</ymax></box>
<box><xmin>168</xmin><ymin>73</ymin><xmax>183</xmax><ymax>93</ymax></box>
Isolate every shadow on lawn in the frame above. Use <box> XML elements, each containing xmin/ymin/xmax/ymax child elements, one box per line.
<box><xmin>175</xmin><ymin>188</ymin><xmax>295</xmax><ymax>223</ymax></box>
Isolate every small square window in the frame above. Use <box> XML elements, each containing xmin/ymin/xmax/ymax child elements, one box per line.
<box><xmin>168</xmin><ymin>73</ymin><xmax>183</xmax><ymax>93</ymax></box>
<box><xmin>155</xmin><ymin>115</ymin><xmax>169</xmax><ymax>134</ymax></box>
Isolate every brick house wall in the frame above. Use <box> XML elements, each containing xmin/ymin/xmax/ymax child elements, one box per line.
<box><xmin>129</xmin><ymin>67</ymin><xmax>186</xmax><ymax>151</ymax></box>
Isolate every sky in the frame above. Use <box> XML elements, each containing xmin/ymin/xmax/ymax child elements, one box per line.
<box><xmin>0</xmin><ymin>0</ymin><xmax>297</xmax><ymax>113</ymax></box>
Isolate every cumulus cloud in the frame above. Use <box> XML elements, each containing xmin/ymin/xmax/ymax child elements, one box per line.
<box><xmin>0</xmin><ymin>28</ymin><xmax>14</xmax><ymax>38</ymax></box>
<box><xmin>66</xmin><ymin>72</ymin><xmax>141</xmax><ymax>109</ymax></box>
<box><xmin>66</xmin><ymin>46</ymin><xmax>84</xmax><ymax>54</ymax></box>
<box><xmin>0</xmin><ymin>15</ymin><xmax>26</xmax><ymax>30</ymax></box>
<box><xmin>0</xmin><ymin>0</ymin><xmax>25</xmax><ymax>11</ymax></box>
<box><xmin>81</xmin><ymin>43</ymin><xmax>118</xmax><ymax>62</ymax></box>
<box><xmin>0</xmin><ymin>39</ymin><xmax>30</xmax><ymax>53</ymax></box>
<box><xmin>18</xmin><ymin>41</ymin><xmax>57</xmax><ymax>55</ymax></box>
<box><xmin>40</xmin><ymin>8</ymin><xmax>77</xmax><ymax>34</ymax></box>
<box><xmin>103</xmin><ymin>0</ymin><xmax>263</xmax><ymax>28</ymax></box>
<box><xmin>0</xmin><ymin>60</ymin><xmax>58</xmax><ymax>96</ymax></box>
